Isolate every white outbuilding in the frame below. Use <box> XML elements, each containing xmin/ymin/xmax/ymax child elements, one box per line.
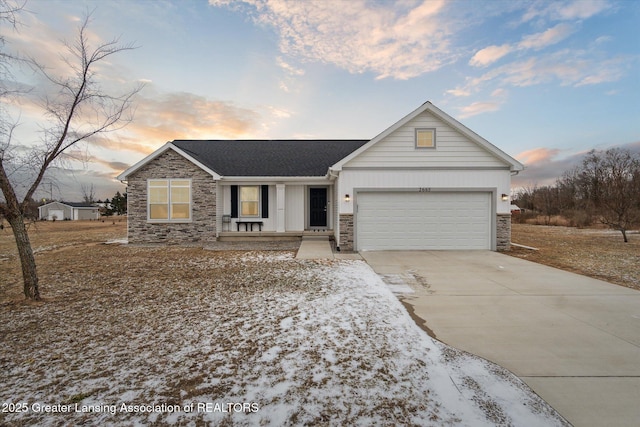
<box><xmin>38</xmin><ymin>201</ymin><xmax>100</xmax><ymax>221</ymax></box>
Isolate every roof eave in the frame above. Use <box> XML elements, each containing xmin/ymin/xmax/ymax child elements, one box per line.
<box><xmin>116</xmin><ymin>142</ymin><xmax>223</xmax><ymax>181</ymax></box>
<box><xmin>220</xmin><ymin>176</ymin><xmax>330</xmax><ymax>182</ymax></box>
<box><xmin>425</xmin><ymin>102</ymin><xmax>524</xmax><ymax>171</ymax></box>
<box><xmin>331</xmin><ymin>103</ymin><xmax>431</xmax><ymax>170</ymax></box>
<box><xmin>331</xmin><ymin>101</ymin><xmax>524</xmax><ymax>171</ymax></box>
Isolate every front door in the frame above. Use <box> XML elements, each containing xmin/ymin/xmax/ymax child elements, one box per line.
<box><xmin>309</xmin><ymin>188</ymin><xmax>327</xmax><ymax>227</ymax></box>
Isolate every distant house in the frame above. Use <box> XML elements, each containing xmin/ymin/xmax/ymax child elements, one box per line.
<box><xmin>510</xmin><ymin>204</ymin><xmax>522</xmax><ymax>214</ymax></box>
<box><xmin>38</xmin><ymin>201</ymin><xmax>100</xmax><ymax>221</ymax></box>
<box><xmin>118</xmin><ymin>102</ymin><xmax>524</xmax><ymax>251</ymax></box>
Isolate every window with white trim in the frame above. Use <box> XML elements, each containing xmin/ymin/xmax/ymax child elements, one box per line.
<box><xmin>148</xmin><ymin>179</ymin><xmax>191</xmax><ymax>221</ymax></box>
<box><xmin>240</xmin><ymin>186</ymin><xmax>259</xmax><ymax>217</ymax></box>
<box><xmin>415</xmin><ymin>128</ymin><xmax>436</xmax><ymax>148</ymax></box>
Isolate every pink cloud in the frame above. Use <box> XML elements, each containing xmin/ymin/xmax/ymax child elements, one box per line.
<box><xmin>212</xmin><ymin>0</ymin><xmax>456</xmax><ymax>80</ymax></box>
<box><xmin>516</xmin><ymin>148</ymin><xmax>561</xmax><ymax>165</ymax></box>
<box><xmin>469</xmin><ymin>44</ymin><xmax>512</xmax><ymax>67</ymax></box>
<box><xmin>458</xmin><ymin>101</ymin><xmax>501</xmax><ymax>118</ymax></box>
<box><xmin>518</xmin><ymin>23</ymin><xmax>575</xmax><ymax>50</ymax></box>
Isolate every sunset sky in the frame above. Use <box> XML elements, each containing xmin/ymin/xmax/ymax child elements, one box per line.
<box><xmin>4</xmin><ymin>0</ymin><xmax>639</xmax><ymax>200</ymax></box>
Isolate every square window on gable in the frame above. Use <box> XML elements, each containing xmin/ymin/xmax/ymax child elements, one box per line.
<box><xmin>415</xmin><ymin>128</ymin><xmax>436</xmax><ymax>149</ymax></box>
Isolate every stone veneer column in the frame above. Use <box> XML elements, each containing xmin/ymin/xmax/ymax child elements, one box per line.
<box><xmin>496</xmin><ymin>213</ymin><xmax>511</xmax><ymax>251</ymax></box>
<box><xmin>339</xmin><ymin>214</ymin><xmax>354</xmax><ymax>251</ymax></box>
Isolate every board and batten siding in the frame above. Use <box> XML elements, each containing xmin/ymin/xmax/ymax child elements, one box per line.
<box><xmin>219</xmin><ymin>183</ymin><xmax>305</xmax><ymax>232</ymax></box>
<box><xmin>343</xmin><ymin>111</ymin><xmax>509</xmax><ymax>169</ymax></box>
<box><xmin>219</xmin><ymin>185</ymin><xmax>273</xmax><ymax>230</ymax></box>
<box><xmin>285</xmin><ymin>185</ymin><xmax>305</xmax><ymax>231</ymax></box>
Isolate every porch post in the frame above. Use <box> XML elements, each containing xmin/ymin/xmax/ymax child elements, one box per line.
<box><xmin>276</xmin><ymin>184</ymin><xmax>285</xmax><ymax>232</ymax></box>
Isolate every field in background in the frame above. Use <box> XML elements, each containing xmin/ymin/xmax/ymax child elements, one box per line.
<box><xmin>2</xmin><ymin>219</ymin><xmax>637</xmax><ymax>294</ymax></box>
<box><xmin>0</xmin><ymin>218</ymin><xmax>126</xmax><ymax>259</ymax></box>
<box><xmin>510</xmin><ymin>223</ymin><xmax>639</xmax><ymax>290</ymax></box>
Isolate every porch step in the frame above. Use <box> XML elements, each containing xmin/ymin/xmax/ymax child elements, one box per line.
<box><xmin>301</xmin><ymin>235</ymin><xmax>330</xmax><ymax>241</ymax></box>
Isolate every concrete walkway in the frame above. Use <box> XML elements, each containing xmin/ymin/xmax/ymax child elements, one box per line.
<box><xmin>295</xmin><ymin>237</ymin><xmax>362</xmax><ymax>260</ymax></box>
<box><xmin>361</xmin><ymin>250</ymin><xmax>640</xmax><ymax>427</ymax></box>
<box><xmin>295</xmin><ymin>237</ymin><xmax>334</xmax><ymax>259</ymax></box>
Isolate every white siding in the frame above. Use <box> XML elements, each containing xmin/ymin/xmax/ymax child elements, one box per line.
<box><xmin>48</xmin><ymin>209</ymin><xmax>64</xmax><ymax>221</ymax></box>
<box><xmin>39</xmin><ymin>202</ymin><xmax>72</xmax><ymax>220</ymax></box>
<box><xmin>344</xmin><ymin>111</ymin><xmax>509</xmax><ymax>169</ymax></box>
<box><xmin>74</xmin><ymin>208</ymin><xmax>99</xmax><ymax>220</ymax></box>
<box><xmin>220</xmin><ymin>185</ymin><xmax>274</xmax><ymax>230</ymax></box>
<box><xmin>285</xmin><ymin>185</ymin><xmax>305</xmax><ymax>231</ymax></box>
<box><xmin>339</xmin><ymin>169</ymin><xmax>511</xmax><ymax>215</ymax></box>
<box><xmin>219</xmin><ymin>183</ymin><xmax>326</xmax><ymax>232</ymax></box>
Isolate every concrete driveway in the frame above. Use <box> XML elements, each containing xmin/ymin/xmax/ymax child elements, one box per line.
<box><xmin>361</xmin><ymin>250</ymin><xmax>640</xmax><ymax>427</ymax></box>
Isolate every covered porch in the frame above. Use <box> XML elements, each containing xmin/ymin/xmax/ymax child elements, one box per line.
<box><xmin>215</xmin><ymin>180</ymin><xmax>336</xmax><ymax>239</ymax></box>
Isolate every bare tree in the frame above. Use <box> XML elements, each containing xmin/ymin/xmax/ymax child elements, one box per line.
<box><xmin>0</xmin><ymin>8</ymin><xmax>142</xmax><ymax>300</ymax></box>
<box><xmin>81</xmin><ymin>183</ymin><xmax>95</xmax><ymax>204</ymax></box>
<box><xmin>575</xmin><ymin>149</ymin><xmax>640</xmax><ymax>242</ymax></box>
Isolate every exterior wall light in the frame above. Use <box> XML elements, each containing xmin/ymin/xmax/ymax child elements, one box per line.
<box><xmin>344</xmin><ymin>194</ymin><xmax>351</xmax><ymax>202</ymax></box>
<box><xmin>501</xmin><ymin>193</ymin><xmax>509</xmax><ymax>202</ymax></box>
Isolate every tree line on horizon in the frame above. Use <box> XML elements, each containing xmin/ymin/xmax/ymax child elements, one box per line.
<box><xmin>512</xmin><ymin>148</ymin><xmax>640</xmax><ymax>242</ymax></box>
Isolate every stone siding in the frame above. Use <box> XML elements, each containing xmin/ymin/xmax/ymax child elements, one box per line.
<box><xmin>339</xmin><ymin>214</ymin><xmax>354</xmax><ymax>251</ymax></box>
<box><xmin>127</xmin><ymin>149</ymin><xmax>216</xmax><ymax>245</ymax></box>
<box><xmin>496</xmin><ymin>213</ymin><xmax>511</xmax><ymax>251</ymax></box>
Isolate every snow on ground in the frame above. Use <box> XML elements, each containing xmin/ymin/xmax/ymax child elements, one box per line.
<box><xmin>0</xmin><ymin>248</ymin><xmax>568</xmax><ymax>426</ymax></box>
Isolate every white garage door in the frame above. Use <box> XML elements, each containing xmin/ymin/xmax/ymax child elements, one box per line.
<box><xmin>356</xmin><ymin>191</ymin><xmax>492</xmax><ymax>250</ymax></box>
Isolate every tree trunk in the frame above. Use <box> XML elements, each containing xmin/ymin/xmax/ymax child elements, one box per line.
<box><xmin>621</xmin><ymin>228</ymin><xmax>628</xmax><ymax>243</ymax></box>
<box><xmin>8</xmin><ymin>215</ymin><xmax>40</xmax><ymax>300</ymax></box>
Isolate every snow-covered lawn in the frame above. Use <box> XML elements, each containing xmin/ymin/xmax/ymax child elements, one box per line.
<box><xmin>0</xmin><ymin>246</ymin><xmax>568</xmax><ymax>426</ymax></box>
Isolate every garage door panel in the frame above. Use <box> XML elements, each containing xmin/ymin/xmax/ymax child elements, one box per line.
<box><xmin>356</xmin><ymin>192</ymin><xmax>491</xmax><ymax>250</ymax></box>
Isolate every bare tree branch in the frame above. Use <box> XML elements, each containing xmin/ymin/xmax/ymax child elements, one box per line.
<box><xmin>20</xmin><ymin>12</ymin><xmax>143</xmax><ymax>209</ymax></box>
<box><xmin>0</xmin><ymin>5</ymin><xmax>143</xmax><ymax>300</ymax></box>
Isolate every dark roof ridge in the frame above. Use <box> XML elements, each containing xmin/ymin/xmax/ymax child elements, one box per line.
<box><xmin>57</xmin><ymin>201</ymin><xmax>97</xmax><ymax>207</ymax></box>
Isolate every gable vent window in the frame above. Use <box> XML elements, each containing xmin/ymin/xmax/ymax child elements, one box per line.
<box><xmin>415</xmin><ymin>128</ymin><xmax>436</xmax><ymax>149</ymax></box>
<box><xmin>148</xmin><ymin>179</ymin><xmax>191</xmax><ymax>221</ymax></box>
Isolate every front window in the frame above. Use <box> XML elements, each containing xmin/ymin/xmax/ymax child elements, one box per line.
<box><xmin>240</xmin><ymin>186</ymin><xmax>259</xmax><ymax>217</ymax></box>
<box><xmin>148</xmin><ymin>179</ymin><xmax>191</xmax><ymax>221</ymax></box>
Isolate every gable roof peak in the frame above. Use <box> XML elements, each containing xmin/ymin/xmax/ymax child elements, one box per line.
<box><xmin>330</xmin><ymin>101</ymin><xmax>524</xmax><ymax>172</ymax></box>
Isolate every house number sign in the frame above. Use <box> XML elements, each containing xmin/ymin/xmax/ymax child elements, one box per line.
<box><xmin>418</xmin><ymin>187</ymin><xmax>432</xmax><ymax>192</ymax></box>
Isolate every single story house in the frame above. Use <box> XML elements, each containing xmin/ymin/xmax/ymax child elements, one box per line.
<box><xmin>38</xmin><ymin>201</ymin><xmax>101</xmax><ymax>220</ymax></box>
<box><xmin>117</xmin><ymin>102</ymin><xmax>524</xmax><ymax>251</ymax></box>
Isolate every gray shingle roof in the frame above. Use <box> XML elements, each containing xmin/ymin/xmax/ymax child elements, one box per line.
<box><xmin>171</xmin><ymin>140</ymin><xmax>369</xmax><ymax>177</ymax></box>
<box><xmin>60</xmin><ymin>202</ymin><xmax>97</xmax><ymax>208</ymax></box>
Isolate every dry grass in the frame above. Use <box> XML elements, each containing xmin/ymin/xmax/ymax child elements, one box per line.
<box><xmin>0</xmin><ymin>218</ymin><xmax>126</xmax><ymax>264</ymax></box>
<box><xmin>509</xmin><ymin>223</ymin><xmax>640</xmax><ymax>291</ymax></box>
<box><xmin>0</xmin><ymin>220</ymin><xmax>567</xmax><ymax>426</ymax></box>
